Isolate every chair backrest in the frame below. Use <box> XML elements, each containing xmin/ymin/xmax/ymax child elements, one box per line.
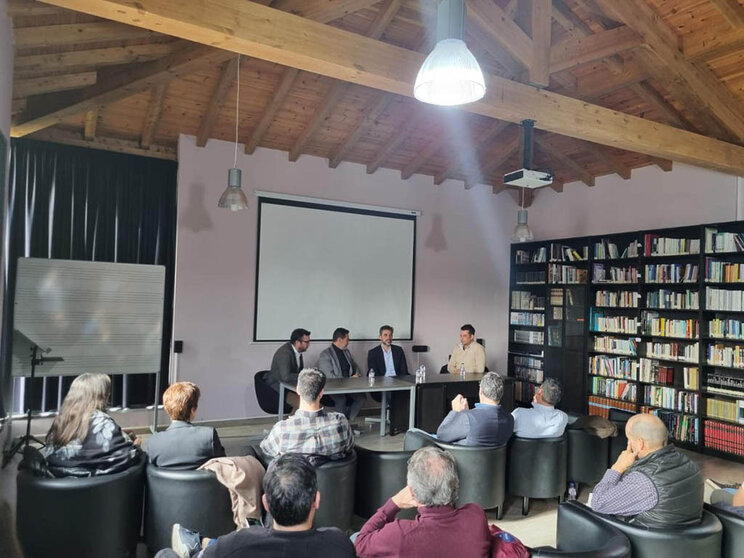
<box><xmin>254</xmin><ymin>370</ymin><xmax>290</xmax><ymax>415</ymax></box>
<box><xmin>532</xmin><ymin>501</ymin><xmax>631</xmax><ymax>557</ymax></box>
<box><xmin>16</xmin><ymin>454</ymin><xmax>146</xmax><ymax>558</ymax></box>
<box><xmin>354</xmin><ymin>445</ymin><xmax>415</xmax><ymax>519</ymax></box>
<box><xmin>508</xmin><ymin>435</ymin><xmax>568</xmax><ymax>499</ymax></box>
<box><xmin>592</xmin><ymin>508</ymin><xmax>722</xmax><ymax>558</ymax></box>
<box><xmin>567</xmin><ymin>427</ymin><xmax>609</xmax><ymax>485</ymax></box>
<box><xmin>705</xmin><ymin>503</ymin><xmax>744</xmax><ymax>558</ymax></box>
<box><xmin>312</xmin><ymin>451</ymin><xmax>357</xmax><ymax>531</ymax></box>
<box><xmin>144</xmin><ymin>465</ymin><xmax>235</xmax><ymax>553</ymax></box>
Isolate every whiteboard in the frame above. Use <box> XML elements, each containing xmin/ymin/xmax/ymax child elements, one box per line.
<box><xmin>255</xmin><ymin>199</ymin><xmax>415</xmax><ymax>341</ymax></box>
<box><xmin>12</xmin><ymin>258</ymin><xmax>165</xmax><ymax>377</ymax></box>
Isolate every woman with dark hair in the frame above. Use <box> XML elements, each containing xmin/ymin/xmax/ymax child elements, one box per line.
<box><xmin>42</xmin><ymin>373</ymin><xmax>140</xmax><ymax>477</ymax></box>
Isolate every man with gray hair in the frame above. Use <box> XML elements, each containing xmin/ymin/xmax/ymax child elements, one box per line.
<box><xmin>260</xmin><ymin>369</ymin><xmax>354</xmax><ymax>465</ymax></box>
<box><xmin>354</xmin><ymin>446</ymin><xmax>492</xmax><ymax>558</ymax></box>
<box><xmin>511</xmin><ymin>378</ymin><xmax>568</xmax><ymax>438</ymax></box>
<box><xmin>590</xmin><ymin>413</ymin><xmax>703</xmax><ymax>527</ymax></box>
<box><xmin>434</xmin><ymin>372</ymin><xmax>513</xmax><ymax>446</ymax></box>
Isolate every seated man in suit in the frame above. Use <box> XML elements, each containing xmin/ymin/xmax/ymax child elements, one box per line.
<box><xmin>266</xmin><ymin>328</ymin><xmax>311</xmax><ymax>412</ymax></box>
<box><xmin>511</xmin><ymin>378</ymin><xmax>569</xmax><ymax>438</ymax></box>
<box><xmin>317</xmin><ymin>327</ymin><xmax>365</xmax><ymax>420</ymax></box>
<box><xmin>259</xmin><ymin>368</ymin><xmax>354</xmax><ymax>465</ymax></box>
<box><xmin>591</xmin><ymin>413</ymin><xmax>703</xmax><ymax>527</ymax></box>
<box><xmin>367</xmin><ymin>325</ymin><xmax>410</xmax><ymax>435</ymax></box>
<box><xmin>446</xmin><ymin>324</ymin><xmax>486</xmax><ymax>374</ymax></box>
<box><xmin>146</xmin><ymin>381</ymin><xmax>225</xmax><ymax>469</ymax></box>
<box><xmin>435</xmin><ymin>372</ymin><xmax>513</xmax><ymax>446</ymax></box>
<box><xmin>159</xmin><ymin>454</ymin><xmax>355</xmax><ymax>558</ymax></box>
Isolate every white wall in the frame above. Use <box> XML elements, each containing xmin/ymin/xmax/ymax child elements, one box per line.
<box><xmin>176</xmin><ymin>134</ymin><xmax>516</xmax><ymax>421</ymax></box>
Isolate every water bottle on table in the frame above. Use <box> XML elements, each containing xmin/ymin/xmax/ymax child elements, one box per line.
<box><xmin>459</xmin><ymin>363</ymin><xmax>466</xmax><ymax>379</ymax></box>
<box><xmin>368</xmin><ymin>368</ymin><xmax>375</xmax><ymax>385</ymax></box>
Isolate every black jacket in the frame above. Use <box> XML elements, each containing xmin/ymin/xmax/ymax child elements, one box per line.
<box><xmin>267</xmin><ymin>342</ymin><xmax>302</xmax><ymax>391</ymax></box>
<box><xmin>367</xmin><ymin>344</ymin><xmax>409</xmax><ymax>377</ymax></box>
<box><xmin>146</xmin><ymin>420</ymin><xmax>225</xmax><ymax>470</ymax></box>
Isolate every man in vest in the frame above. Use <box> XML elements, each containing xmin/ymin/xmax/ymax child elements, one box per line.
<box><xmin>590</xmin><ymin>413</ymin><xmax>703</xmax><ymax>527</ymax></box>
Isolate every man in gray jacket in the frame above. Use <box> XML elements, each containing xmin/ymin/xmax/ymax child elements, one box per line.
<box><xmin>317</xmin><ymin>328</ymin><xmax>365</xmax><ymax>420</ymax></box>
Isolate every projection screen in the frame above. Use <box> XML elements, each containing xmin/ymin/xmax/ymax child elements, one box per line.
<box><xmin>254</xmin><ymin>195</ymin><xmax>416</xmax><ymax>341</ymax></box>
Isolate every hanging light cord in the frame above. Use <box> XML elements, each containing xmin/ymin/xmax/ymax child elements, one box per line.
<box><xmin>234</xmin><ymin>54</ymin><xmax>240</xmax><ymax>169</ymax></box>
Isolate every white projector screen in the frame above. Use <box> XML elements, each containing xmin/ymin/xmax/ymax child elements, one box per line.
<box><xmin>255</xmin><ymin>197</ymin><xmax>416</xmax><ymax>341</ymax></box>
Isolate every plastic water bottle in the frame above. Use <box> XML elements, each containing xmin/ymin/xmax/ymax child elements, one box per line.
<box><xmin>368</xmin><ymin>368</ymin><xmax>375</xmax><ymax>385</ymax></box>
<box><xmin>420</xmin><ymin>364</ymin><xmax>426</xmax><ymax>383</ymax></box>
<box><xmin>459</xmin><ymin>363</ymin><xmax>466</xmax><ymax>379</ymax></box>
<box><xmin>567</xmin><ymin>481</ymin><xmax>577</xmax><ymax>501</ymax></box>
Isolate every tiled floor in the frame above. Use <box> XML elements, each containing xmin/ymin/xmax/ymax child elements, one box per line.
<box><xmin>1</xmin><ymin>416</ymin><xmax>743</xmax><ymax>554</ymax></box>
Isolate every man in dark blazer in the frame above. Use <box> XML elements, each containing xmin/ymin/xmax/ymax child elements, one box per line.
<box><xmin>267</xmin><ymin>328</ymin><xmax>311</xmax><ymax>411</ymax></box>
<box><xmin>367</xmin><ymin>325</ymin><xmax>410</xmax><ymax>434</ymax></box>
<box><xmin>147</xmin><ymin>382</ymin><xmax>225</xmax><ymax>469</ymax></box>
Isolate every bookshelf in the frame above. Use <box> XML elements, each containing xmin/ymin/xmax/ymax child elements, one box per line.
<box><xmin>508</xmin><ymin>221</ymin><xmax>744</xmax><ymax>463</ymax></box>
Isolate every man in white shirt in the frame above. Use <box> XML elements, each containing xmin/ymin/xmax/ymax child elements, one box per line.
<box><xmin>511</xmin><ymin>378</ymin><xmax>568</xmax><ymax>438</ymax></box>
<box><xmin>446</xmin><ymin>324</ymin><xmax>486</xmax><ymax>374</ymax></box>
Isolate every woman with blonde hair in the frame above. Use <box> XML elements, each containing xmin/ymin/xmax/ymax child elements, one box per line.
<box><xmin>43</xmin><ymin>373</ymin><xmax>140</xmax><ymax>477</ymax></box>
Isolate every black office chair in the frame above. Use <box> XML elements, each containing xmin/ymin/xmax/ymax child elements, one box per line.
<box><xmin>507</xmin><ymin>435</ymin><xmax>567</xmax><ymax>515</ymax></box>
<box><xmin>312</xmin><ymin>451</ymin><xmax>357</xmax><ymax>530</ymax></box>
<box><xmin>254</xmin><ymin>370</ymin><xmax>291</xmax><ymax>415</ymax></box>
<box><xmin>608</xmin><ymin>409</ymin><xmax>634</xmax><ymax>464</ymax></box>
<box><xmin>144</xmin><ymin>465</ymin><xmax>235</xmax><ymax>553</ymax></box>
<box><xmin>16</xmin><ymin>454</ymin><xmax>146</xmax><ymax>558</ymax></box>
<box><xmin>354</xmin><ymin>445</ymin><xmax>415</xmax><ymax>519</ymax></box>
<box><xmin>567</xmin><ymin>426</ymin><xmax>609</xmax><ymax>495</ymax></box>
<box><xmin>531</xmin><ymin>501</ymin><xmax>631</xmax><ymax>557</ymax></box>
<box><xmin>705</xmin><ymin>503</ymin><xmax>744</xmax><ymax>558</ymax></box>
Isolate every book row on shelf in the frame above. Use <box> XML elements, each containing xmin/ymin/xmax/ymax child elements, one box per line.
<box><xmin>590</xmin><ymin>355</ymin><xmax>638</xmax><ymax>380</ymax></box>
<box><xmin>515</xmin><ymin>247</ymin><xmax>547</xmax><ymax>264</ymax></box>
<box><xmin>705</xmin><ymin>420</ymin><xmax>744</xmax><ymax>457</ymax></box>
<box><xmin>641</xmin><ymin>313</ymin><xmax>699</xmax><ymax>339</ymax></box>
<box><xmin>590</xmin><ymin>377</ymin><xmax>637</xmax><ymax>402</ymax></box>
<box><xmin>588</xmin><ymin>395</ymin><xmax>635</xmax><ymax>418</ymax></box>
<box><xmin>511</xmin><ymin>291</ymin><xmax>545</xmax><ymax>310</ymax></box>
<box><xmin>709</xmin><ymin>318</ymin><xmax>744</xmax><ymax>340</ymax></box>
<box><xmin>513</xmin><ymin>355</ymin><xmax>543</xmax><ymax>370</ymax></box>
<box><xmin>515</xmin><ymin>381</ymin><xmax>537</xmax><ymax>403</ymax></box>
<box><xmin>594</xmin><ymin>239</ymin><xmax>639</xmax><ymax>260</ymax></box>
<box><xmin>705</xmin><ymin>228</ymin><xmax>744</xmax><ymax>254</ymax></box>
<box><xmin>706</xmin><ymin>398</ymin><xmax>744</xmax><ymax>425</ymax></box>
<box><xmin>707</xmin><ymin>343</ymin><xmax>744</xmax><ymax>368</ymax></box>
<box><xmin>645</xmin><ymin>341</ymin><xmax>699</xmax><ymax>362</ymax></box>
<box><xmin>510</xmin><ymin>311</ymin><xmax>545</xmax><ymax>327</ymax></box>
<box><xmin>593</xmin><ymin>264</ymin><xmax>639</xmax><ymax>284</ymax></box>
<box><xmin>642</xmin><ymin>409</ymin><xmax>699</xmax><ymax>444</ymax></box>
<box><xmin>548</xmin><ymin>264</ymin><xmax>587</xmax><ymax>284</ymax></box>
<box><xmin>514</xmin><ymin>366</ymin><xmax>544</xmax><ymax>383</ymax></box>
<box><xmin>590</xmin><ymin>309</ymin><xmax>639</xmax><ymax>334</ymax></box>
<box><xmin>707</xmin><ymin>371</ymin><xmax>744</xmax><ymax>396</ymax></box>
<box><xmin>639</xmin><ymin>359</ymin><xmax>699</xmax><ymax>389</ymax></box>
<box><xmin>705</xmin><ymin>258</ymin><xmax>744</xmax><ymax>283</ymax></box>
<box><xmin>593</xmin><ymin>336</ymin><xmax>638</xmax><ymax>355</ymax></box>
<box><xmin>513</xmin><ymin>330</ymin><xmax>544</xmax><ymax>345</ymax></box>
<box><xmin>551</xmin><ymin>244</ymin><xmax>588</xmax><ymax>262</ymax></box>
<box><xmin>595</xmin><ymin>290</ymin><xmax>639</xmax><ymax>308</ymax></box>
<box><xmin>706</xmin><ymin>287</ymin><xmax>744</xmax><ymax>311</ymax></box>
<box><xmin>550</xmin><ymin>288</ymin><xmax>564</xmax><ymax>306</ymax></box>
<box><xmin>646</xmin><ymin>289</ymin><xmax>699</xmax><ymax>310</ymax></box>
<box><xmin>642</xmin><ymin>386</ymin><xmax>699</xmax><ymax>413</ymax></box>
<box><xmin>516</xmin><ymin>271</ymin><xmax>546</xmax><ymax>284</ymax></box>
<box><xmin>644</xmin><ymin>234</ymin><xmax>700</xmax><ymax>257</ymax></box>
<box><xmin>645</xmin><ymin>263</ymin><xmax>698</xmax><ymax>284</ymax></box>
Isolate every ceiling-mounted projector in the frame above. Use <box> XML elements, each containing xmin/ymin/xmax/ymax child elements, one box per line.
<box><xmin>503</xmin><ymin>168</ymin><xmax>553</xmax><ymax>189</ymax></box>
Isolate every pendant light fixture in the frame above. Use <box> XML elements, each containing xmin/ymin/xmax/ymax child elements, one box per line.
<box><xmin>218</xmin><ymin>54</ymin><xmax>249</xmax><ymax>211</ymax></box>
<box><xmin>414</xmin><ymin>0</ymin><xmax>486</xmax><ymax>106</ymax></box>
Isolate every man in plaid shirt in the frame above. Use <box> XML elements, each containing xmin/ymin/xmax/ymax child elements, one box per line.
<box><xmin>260</xmin><ymin>368</ymin><xmax>354</xmax><ymax>465</ymax></box>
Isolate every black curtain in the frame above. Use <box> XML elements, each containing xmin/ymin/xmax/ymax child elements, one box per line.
<box><xmin>2</xmin><ymin>138</ymin><xmax>177</xmax><ymax>413</ymax></box>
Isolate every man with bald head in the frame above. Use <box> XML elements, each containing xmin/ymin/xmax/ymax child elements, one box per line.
<box><xmin>590</xmin><ymin>413</ymin><xmax>703</xmax><ymax>527</ymax></box>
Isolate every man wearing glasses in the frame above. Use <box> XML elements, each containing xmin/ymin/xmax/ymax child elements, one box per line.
<box><xmin>267</xmin><ymin>328</ymin><xmax>311</xmax><ymax>412</ymax></box>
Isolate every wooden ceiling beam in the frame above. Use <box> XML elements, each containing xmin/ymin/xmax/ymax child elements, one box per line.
<box><xmin>550</xmin><ymin>26</ymin><xmax>643</xmax><ymax>74</ymax></box>
<box><xmin>464</xmin><ymin>131</ymin><xmax>521</xmax><ymax>189</ymax></box>
<box><xmin>710</xmin><ymin>0</ymin><xmax>744</xmax><ymax>28</ymax></box>
<box><xmin>467</xmin><ymin>0</ymin><xmax>534</xmax><ymax>70</ymax></box>
<box><xmin>329</xmin><ymin>92</ymin><xmax>394</xmax><ymax>169</ymax></box>
<box><xmin>196</xmin><ymin>57</ymin><xmax>238</xmax><ymax>148</ymax></box>
<box><xmin>8</xmin><ymin>0</ymin><xmax>64</xmax><ymax>16</ymax></box>
<box><xmin>14</xmin><ymin>72</ymin><xmax>97</xmax><ymax>98</ymax></box>
<box><xmin>31</xmin><ymin>128</ymin><xmax>176</xmax><ymax>160</ymax></box>
<box><xmin>367</xmin><ymin>108</ymin><xmax>426</xmax><ymax>174</ymax></box>
<box><xmin>244</xmin><ymin>67</ymin><xmax>299</xmax><ymax>155</ymax></box>
<box><xmin>12</xmin><ymin>44</ymin><xmax>232</xmax><ymax>137</ymax></box>
<box><xmin>528</xmin><ymin>0</ymin><xmax>552</xmax><ymax>87</ymax></box>
<box><xmin>140</xmin><ymin>80</ymin><xmax>169</xmax><ymax>149</ymax></box>
<box><xmin>434</xmin><ymin>120</ymin><xmax>510</xmax><ymax>185</ymax></box>
<box><xmin>650</xmin><ymin>157</ymin><xmax>673</xmax><ymax>172</ymax></box>
<box><xmin>535</xmin><ymin>136</ymin><xmax>595</xmax><ymax>187</ymax></box>
<box><xmin>271</xmin><ymin>0</ymin><xmax>381</xmax><ymax>23</ymax></box>
<box><xmin>683</xmin><ymin>26</ymin><xmax>744</xmax><ymax>61</ymax></box>
<box><xmin>629</xmin><ymin>81</ymin><xmax>696</xmax><ymax>131</ymax></box>
<box><xmin>83</xmin><ymin>108</ymin><xmax>98</xmax><ymax>140</ymax></box>
<box><xmin>401</xmin><ymin>133</ymin><xmax>448</xmax><ymax>181</ymax></box>
<box><xmin>581</xmin><ymin>142</ymin><xmax>632</xmax><ymax>179</ymax></box>
<box><xmin>14</xmin><ymin>22</ymin><xmax>158</xmax><ymax>50</ymax></box>
<box><xmin>37</xmin><ymin>0</ymin><xmax>744</xmax><ymax>175</ymax></box>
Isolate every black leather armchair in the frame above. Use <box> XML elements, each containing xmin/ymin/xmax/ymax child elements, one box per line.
<box><xmin>507</xmin><ymin>435</ymin><xmax>567</xmax><ymax>515</ymax></box>
<box><xmin>607</xmin><ymin>409</ymin><xmax>633</xmax><ymax>465</ymax></box>
<box><xmin>254</xmin><ymin>370</ymin><xmax>291</xmax><ymax>415</ymax></box>
<box><xmin>531</xmin><ymin>501</ymin><xmax>631</xmax><ymax>557</ymax></box>
<box><xmin>313</xmin><ymin>451</ymin><xmax>357</xmax><ymax>530</ymax></box>
<box><xmin>16</xmin><ymin>454</ymin><xmax>146</xmax><ymax>558</ymax></box>
<box><xmin>567</xmin><ymin>426</ymin><xmax>609</xmax><ymax>493</ymax></box>
<box><xmin>354</xmin><ymin>445</ymin><xmax>415</xmax><ymax>519</ymax></box>
<box><xmin>144</xmin><ymin>465</ymin><xmax>235</xmax><ymax>553</ymax></box>
<box><xmin>403</xmin><ymin>430</ymin><xmax>508</xmax><ymax>519</ymax></box>
<box><xmin>705</xmin><ymin>502</ymin><xmax>744</xmax><ymax>558</ymax></box>
<box><xmin>590</xmin><ymin>506</ymin><xmax>722</xmax><ymax>558</ymax></box>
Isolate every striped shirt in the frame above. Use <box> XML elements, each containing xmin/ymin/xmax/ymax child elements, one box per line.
<box><xmin>260</xmin><ymin>408</ymin><xmax>354</xmax><ymax>464</ymax></box>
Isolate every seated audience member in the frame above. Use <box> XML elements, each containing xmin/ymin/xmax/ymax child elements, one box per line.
<box><xmin>709</xmin><ymin>482</ymin><xmax>744</xmax><ymax>517</ymax></box>
<box><xmin>435</xmin><ymin>372</ymin><xmax>513</xmax><ymax>446</ymax></box>
<box><xmin>511</xmin><ymin>378</ymin><xmax>568</xmax><ymax>438</ymax></box>
<box><xmin>446</xmin><ymin>324</ymin><xmax>486</xmax><ymax>374</ymax></box>
<box><xmin>354</xmin><ymin>446</ymin><xmax>492</xmax><ymax>558</ymax></box>
<box><xmin>259</xmin><ymin>368</ymin><xmax>354</xmax><ymax>464</ymax></box>
<box><xmin>591</xmin><ymin>413</ymin><xmax>703</xmax><ymax>527</ymax></box>
<box><xmin>266</xmin><ymin>328</ymin><xmax>311</xmax><ymax>411</ymax></box>
<box><xmin>147</xmin><ymin>381</ymin><xmax>225</xmax><ymax>469</ymax></box>
<box><xmin>43</xmin><ymin>373</ymin><xmax>140</xmax><ymax>477</ymax></box>
<box><xmin>157</xmin><ymin>454</ymin><xmax>355</xmax><ymax>558</ymax></box>
<box><xmin>317</xmin><ymin>327</ymin><xmax>365</xmax><ymax>420</ymax></box>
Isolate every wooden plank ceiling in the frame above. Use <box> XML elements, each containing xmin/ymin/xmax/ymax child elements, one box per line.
<box><xmin>8</xmin><ymin>0</ymin><xmax>744</xmax><ymax>205</ymax></box>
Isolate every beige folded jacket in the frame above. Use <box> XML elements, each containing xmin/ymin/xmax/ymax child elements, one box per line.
<box><xmin>199</xmin><ymin>456</ymin><xmax>266</xmax><ymax>529</ymax></box>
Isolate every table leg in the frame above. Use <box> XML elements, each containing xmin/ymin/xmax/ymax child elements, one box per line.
<box><xmin>380</xmin><ymin>391</ymin><xmax>388</xmax><ymax>437</ymax></box>
<box><xmin>408</xmin><ymin>387</ymin><xmax>416</xmax><ymax>431</ymax></box>
<box><xmin>278</xmin><ymin>385</ymin><xmax>285</xmax><ymax>421</ymax></box>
